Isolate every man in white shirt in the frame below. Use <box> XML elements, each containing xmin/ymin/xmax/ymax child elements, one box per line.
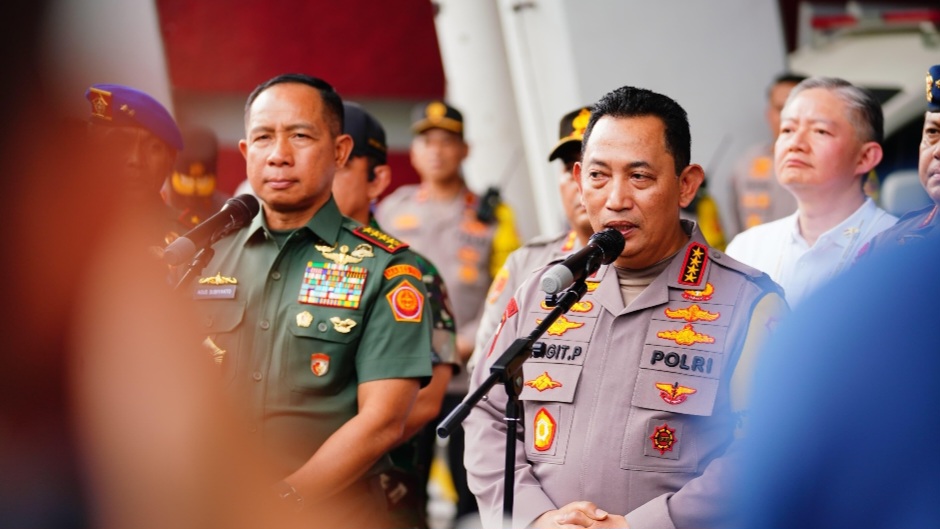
<box><xmin>726</xmin><ymin>77</ymin><xmax>897</xmax><ymax>306</ymax></box>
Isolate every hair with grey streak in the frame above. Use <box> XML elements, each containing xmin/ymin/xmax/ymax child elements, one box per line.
<box><xmin>785</xmin><ymin>76</ymin><xmax>883</xmax><ymax>144</ymax></box>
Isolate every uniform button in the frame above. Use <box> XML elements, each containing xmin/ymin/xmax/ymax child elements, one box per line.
<box><xmin>317</xmin><ymin>322</ymin><xmax>328</xmax><ymax>332</ymax></box>
<box><xmin>252</xmin><ymin>371</ymin><xmax>263</xmax><ymax>381</ymax></box>
<box><xmin>271</xmin><ymin>271</ymin><xmax>282</xmax><ymax>280</ymax></box>
<box><xmin>260</xmin><ymin>320</ymin><xmax>270</xmax><ymax>330</ymax></box>
<box><xmin>712</xmin><ymin>250</ymin><xmax>722</xmax><ymax>259</ymax></box>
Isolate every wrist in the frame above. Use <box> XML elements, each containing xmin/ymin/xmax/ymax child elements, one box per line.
<box><xmin>272</xmin><ymin>480</ymin><xmax>304</xmax><ymax>512</ymax></box>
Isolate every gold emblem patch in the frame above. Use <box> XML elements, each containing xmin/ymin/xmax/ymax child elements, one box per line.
<box><xmin>664</xmin><ymin>304</ymin><xmax>720</xmax><ymax>322</ymax></box>
<box><xmin>525</xmin><ymin>372</ymin><xmax>563</xmax><ymax>392</ymax></box>
<box><xmin>682</xmin><ymin>282</ymin><xmax>714</xmax><ymax>301</ymax></box>
<box><xmin>533</xmin><ymin>408</ymin><xmax>557</xmax><ymax>452</ymax></box>
<box><xmin>315</xmin><ymin>242</ymin><xmax>374</xmax><ymax>265</ymax></box>
<box><xmin>199</xmin><ymin>272</ymin><xmax>238</xmax><ymax>285</ymax></box>
<box><xmin>536</xmin><ymin>314</ymin><xmax>585</xmax><ymax>337</ymax></box>
<box><xmin>296</xmin><ymin>311</ymin><xmax>314</xmax><ymax>328</ymax></box>
<box><xmin>329</xmin><ymin>317</ymin><xmax>357</xmax><ymax>334</ymax></box>
<box><xmin>657</xmin><ymin>323</ymin><xmax>716</xmax><ymax>346</ymax></box>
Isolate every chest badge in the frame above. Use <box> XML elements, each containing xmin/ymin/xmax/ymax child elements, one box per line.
<box><xmin>655</xmin><ymin>382</ymin><xmax>697</xmax><ymax>405</ymax></box>
<box><xmin>664</xmin><ymin>304</ymin><xmax>719</xmax><ymax>323</ymax></box>
<box><xmin>310</xmin><ymin>353</ymin><xmax>330</xmax><ymax>377</ymax></box>
<box><xmin>649</xmin><ymin>423</ymin><xmax>677</xmax><ymax>455</ymax></box>
<box><xmin>657</xmin><ymin>323</ymin><xmax>715</xmax><ymax>346</ymax></box>
<box><xmin>682</xmin><ymin>282</ymin><xmax>714</xmax><ymax>301</ymax></box>
<box><xmin>329</xmin><ymin>317</ymin><xmax>356</xmax><ymax>334</ymax></box>
<box><xmin>315</xmin><ymin>242</ymin><xmax>374</xmax><ymax>265</ymax></box>
<box><xmin>533</xmin><ymin>408</ymin><xmax>557</xmax><ymax>452</ymax></box>
<box><xmin>536</xmin><ymin>314</ymin><xmax>584</xmax><ymax>337</ymax></box>
<box><xmin>199</xmin><ymin>272</ymin><xmax>238</xmax><ymax>285</ymax></box>
<box><xmin>525</xmin><ymin>372</ymin><xmax>563</xmax><ymax>392</ymax></box>
<box><xmin>296</xmin><ymin>311</ymin><xmax>314</xmax><ymax>328</ymax></box>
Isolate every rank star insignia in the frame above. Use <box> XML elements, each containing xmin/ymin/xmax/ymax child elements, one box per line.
<box><xmin>657</xmin><ymin>323</ymin><xmax>715</xmax><ymax>346</ymax></box>
<box><xmin>677</xmin><ymin>243</ymin><xmax>708</xmax><ymax>287</ymax></box>
<box><xmin>296</xmin><ymin>311</ymin><xmax>314</xmax><ymax>328</ymax></box>
<box><xmin>541</xmin><ymin>300</ymin><xmax>594</xmax><ymax>313</ymax></box>
<box><xmin>199</xmin><ymin>272</ymin><xmax>238</xmax><ymax>285</ymax></box>
<box><xmin>525</xmin><ymin>372</ymin><xmax>563</xmax><ymax>392</ymax></box>
<box><xmin>329</xmin><ymin>317</ymin><xmax>356</xmax><ymax>333</ymax></box>
<box><xmin>650</xmin><ymin>423</ymin><xmax>677</xmax><ymax>455</ymax></box>
<box><xmin>536</xmin><ymin>314</ymin><xmax>585</xmax><ymax>337</ymax></box>
<box><xmin>655</xmin><ymin>382</ymin><xmax>697</xmax><ymax>405</ymax></box>
<box><xmin>682</xmin><ymin>282</ymin><xmax>714</xmax><ymax>301</ymax></box>
<box><xmin>310</xmin><ymin>353</ymin><xmax>330</xmax><ymax>376</ymax></box>
<box><xmin>315</xmin><ymin>242</ymin><xmax>374</xmax><ymax>265</ymax></box>
<box><xmin>664</xmin><ymin>304</ymin><xmax>719</xmax><ymax>322</ymax></box>
<box><xmin>533</xmin><ymin>408</ymin><xmax>557</xmax><ymax>452</ymax></box>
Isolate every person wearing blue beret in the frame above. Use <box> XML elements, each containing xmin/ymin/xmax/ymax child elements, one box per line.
<box><xmin>85</xmin><ymin>83</ymin><xmax>188</xmax><ymax>246</ymax></box>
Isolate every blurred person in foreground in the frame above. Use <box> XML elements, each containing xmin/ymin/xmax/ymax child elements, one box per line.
<box><xmin>729</xmin><ymin>73</ymin><xmax>805</xmax><ymax>233</ymax></box>
<box><xmin>469</xmin><ymin>106</ymin><xmax>595</xmax><ymax>373</ymax></box>
<box><xmin>190</xmin><ymin>73</ymin><xmax>433</xmax><ymax>528</ymax></box>
<box><xmin>725</xmin><ymin>77</ymin><xmax>897</xmax><ymax>307</ymax></box>
<box><xmin>464</xmin><ymin>85</ymin><xmax>787</xmax><ymax>529</ymax></box>
<box><xmin>859</xmin><ymin>63</ymin><xmax>940</xmax><ymax>255</ymax></box>
<box><xmin>333</xmin><ymin>101</ymin><xmax>459</xmax><ymax>528</ymax></box>
<box><xmin>731</xmin><ymin>234</ymin><xmax>940</xmax><ymax>528</ymax></box>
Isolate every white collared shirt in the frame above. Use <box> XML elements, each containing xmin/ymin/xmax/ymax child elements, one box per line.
<box><xmin>726</xmin><ymin>197</ymin><xmax>897</xmax><ymax>307</ymax></box>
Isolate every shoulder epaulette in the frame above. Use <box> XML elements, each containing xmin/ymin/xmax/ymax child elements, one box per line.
<box><xmin>352</xmin><ymin>225</ymin><xmax>409</xmax><ymax>254</ymax></box>
<box><xmin>710</xmin><ymin>249</ymin><xmax>785</xmax><ymax>297</ymax></box>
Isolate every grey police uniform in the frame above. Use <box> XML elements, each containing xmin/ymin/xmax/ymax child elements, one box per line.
<box><xmin>464</xmin><ymin>224</ymin><xmax>786</xmax><ymax>529</ymax></box>
<box><xmin>470</xmin><ymin>230</ymin><xmax>581</xmax><ymax>373</ymax></box>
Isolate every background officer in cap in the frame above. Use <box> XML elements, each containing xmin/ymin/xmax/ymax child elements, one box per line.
<box><xmin>469</xmin><ymin>107</ymin><xmax>595</xmax><ymax>373</ymax></box>
<box><xmin>858</xmin><ymin>64</ymin><xmax>940</xmax><ymax>255</ymax></box>
<box><xmin>465</xmin><ymin>85</ymin><xmax>787</xmax><ymax>529</ymax></box>
<box><xmin>375</xmin><ymin>100</ymin><xmax>521</xmax><ymax>522</ymax></box>
<box><xmin>85</xmin><ymin>83</ymin><xmax>188</xmax><ymax>245</ymax></box>
<box><xmin>728</xmin><ymin>73</ymin><xmax>804</xmax><ymax>234</ymax></box>
<box><xmin>193</xmin><ymin>74</ymin><xmax>433</xmax><ymax>529</ymax></box>
<box><xmin>162</xmin><ymin>125</ymin><xmax>231</xmax><ymax>229</ymax></box>
<box><xmin>334</xmin><ymin>101</ymin><xmax>459</xmax><ymax>528</ymax></box>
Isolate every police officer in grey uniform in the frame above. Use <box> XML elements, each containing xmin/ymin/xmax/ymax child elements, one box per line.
<box><xmin>464</xmin><ymin>86</ymin><xmax>787</xmax><ymax>529</ymax></box>
<box><xmin>470</xmin><ymin>107</ymin><xmax>595</xmax><ymax>373</ymax></box>
<box><xmin>859</xmin><ymin>63</ymin><xmax>940</xmax><ymax>256</ymax></box>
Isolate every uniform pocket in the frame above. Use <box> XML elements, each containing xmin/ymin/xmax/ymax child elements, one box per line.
<box><xmin>519</xmin><ymin>361</ymin><xmax>582</xmax><ymax>465</ymax></box>
<box><xmin>285</xmin><ymin>305</ymin><xmax>360</xmax><ymax>395</ymax></box>
<box><xmin>198</xmin><ymin>300</ymin><xmax>246</xmax><ymax>383</ymax></box>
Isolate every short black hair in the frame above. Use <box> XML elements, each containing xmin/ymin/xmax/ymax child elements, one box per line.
<box><xmin>769</xmin><ymin>72</ymin><xmax>808</xmax><ymax>94</ymax></box>
<box><xmin>244</xmin><ymin>73</ymin><xmax>344</xmax><ymax>137</ymax></box>
<box><xmin>582</xmin><ymin>86</ymin><xmax>691</xmax><ymax>175</ymax></box>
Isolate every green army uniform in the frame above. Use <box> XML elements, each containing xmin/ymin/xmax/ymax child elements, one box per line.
<box><xmin>372</xmin><ymin>217</ymin><xmax>459</xmax><ymax>529</ymax></box>
<box><xmin>193</xmin><ymin>197</ymin><xmax>433</xmax><ymax>526</ymax></box>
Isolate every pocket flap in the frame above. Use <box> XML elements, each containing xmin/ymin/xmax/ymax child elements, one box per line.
<box><xmin>519</xmin><ymin>363</ymin><xmax>581</xmax><ymax>403</ymax></box>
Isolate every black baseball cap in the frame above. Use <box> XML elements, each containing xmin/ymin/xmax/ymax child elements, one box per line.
<box><xmin>343</xmin><ymin>101</ymin><xmax>387</xmax><ymax>164</ymax></box>
<box><xmin>411</xmin><ymin>100</ymin><xmax>463</xmax><ymax>136</ymax></box>
<box><xmin>548</xmin><ymin>107</ymin><xmax>591</xmax><ymax>162</ymax></box>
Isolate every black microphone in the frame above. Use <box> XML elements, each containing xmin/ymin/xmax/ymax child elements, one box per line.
<box><xmin>539</xmin><ymin>228</ymin><xmax>625</xmax><ymax>294</ymax></box>
<box><xmin>163</xmin><ymin>194</ymin><xmax>260</xmax><ymax>266</ymax></box>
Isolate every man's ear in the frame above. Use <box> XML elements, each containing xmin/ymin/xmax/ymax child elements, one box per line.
<box><xmin>677</xmin><ymin>164</ymin><xmax>705</xmax><ymax>209</ymax></box>
<box><xmin>334</xmin><ymin>133</ymin><xmax>353</xmax><ymax>168</ymax></box>
<box><xmin>368</xmin><ymin>164</ymin><xmax>392</xmax><ymax>202</ymax></box>
<box><xmin>855</xmin><ymin>141</ymin><xmax>883</xmax><ymax>176</ymax></box>
<box><xmin>238</xmin><ymin>139</ymin><xmax>248</xmax><ymax>160</ymax></box>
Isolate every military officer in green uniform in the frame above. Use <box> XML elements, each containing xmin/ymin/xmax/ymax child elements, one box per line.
<box><xmin>334</xmin><ymin>101</ymin><xmax>458</xmax><ymax>528</ymax></box>
<box><xmin>193</xmin><ymin>74</ymin><xmax>433</xmax><ymax>529</ymax></box>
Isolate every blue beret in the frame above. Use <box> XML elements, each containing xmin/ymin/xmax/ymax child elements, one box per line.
<box><xmin>85</xmin><ymin>83</ymin><xmax>184</xmax><ymax>151</ymax></box>
<box><xmin>928</xmin><ymin>65</ymin><xmax>940</xmax><ymax>113</ymax></box>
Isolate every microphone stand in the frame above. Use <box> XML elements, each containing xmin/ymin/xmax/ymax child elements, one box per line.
<box><xmin>438</xmin><ymin>278</ymin><xmax>589</xmax><ymax>522</ymax></box>
<box><xmin>172</xmin><ymin>246</ymin><xmax>214</xmax><ymax>291</ymax></box>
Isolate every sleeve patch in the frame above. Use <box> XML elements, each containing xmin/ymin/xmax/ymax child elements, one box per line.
<box><xmin>386</xmin><ymin>279</ymin><xmax>425</xmax><ymax>322</ymax></box>
<box><xmin>384</xmin><ymin>264</ymin><xmax>423</xmax><ymax>281</ymax></box>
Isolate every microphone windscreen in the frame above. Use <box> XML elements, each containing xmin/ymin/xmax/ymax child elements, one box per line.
<box><xmin>590</xmin><ymin>228</ymin><xmax>625</xmax><ymax>265</ymax></box>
